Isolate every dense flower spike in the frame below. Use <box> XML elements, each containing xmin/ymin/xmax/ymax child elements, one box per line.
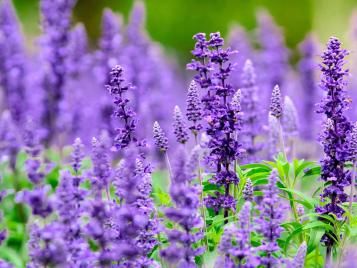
<box><xmin>291</xmin><ymin>241</ymin><xmax>307</xmax><ymax>268</ymax></box>
<box><xmin>350</xmin><ymin>122</ymin><xmax>357</xmax><ymax>161</ymax></box>
<box><xmin>268</xmin><ymin>114</ymin><xmax>280</xmax><ymax>158</ymax></box>
<box><xmin>257</xmin><ymin>10</ymin><xmax>289</xmax><ymax>95</ymax></box>
<box><xmin>256</xmin><ymin>169</ymin><xmax>285</xmax><ymax>267</ymax></box>
<box><xmin>188</xmin><ymin>32</ymin><xmax>243</xmax><ymax>215</ymax></box>
<box><xmin>153</xmin><ymin>121</ymin><xmax>168</xmax><ymax>152</ymax></box>
<box><xmin>173</xmin><ymin>105</ymin><xmax>189</xmax><ymax>144</ymax></box>
<box><xmin>316</xmin><ymin>37</ymin><xmax>352</xmax><ymax>229</ymax></box>
<box><xmin>282</xmin><ymin>96</ymin><xmax>299</xmax><ymax>136</ymax></box>
<box><xmin>72</xmin><ymin>138</ymin><xmax>84</xmax><ymax>175</ymax></box>
<box><xmin>298</xmin><ymin>35</ymin><xmax>318</xmax><ymax>140</ymax></box>
<box><xmin>270</xmin><ymin>85</ymin><xmax>283</xmax><ymax>119</ymax></box>
<box><xmin>218</xmin><ymin>202</ymin><xmax>258</xmax><ymax>267</ymax></box>
<box><xmin>106</xmin><ymin>65</ymin><xmax>137</xmax><ymax>149</ymax></box>
<box><xmin>161</xmin><ymin>149</ymin><xmax>204</xmax><ymax>267</ymax></box>
<box><xmin>240</xmin><ymin>59</ymin><xmax>262</xmax><ymax>162</ymax></box>
<box><xmin>0</xmin><ymin>0</ymin><xmax>27</xmax><ymax>123</ymax></box>
<box><xmin>243</xmin><ymin>178</ymin><xmax>254</xmax><ymax>201</ymax></box>
<box><xmin>186</xmin><ymin>80</ymin><xmax>202</xmax><ymax>135</ymax></box>
<box><xmin>40</xmin><ymin>0</ymin><xmax>76</xmax><ymax>144</ymax></box>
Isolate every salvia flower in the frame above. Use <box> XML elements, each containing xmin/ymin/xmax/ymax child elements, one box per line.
<box><xmin>298</xmin><ymin>35</ymin><xmax>318</xmax><ymax>140</ymax></box>
<box><xmin>173</xmin><ymin>105</ymin><xmax>189</xmax><ymax>144</ymax></box>
<box><xmin>40</xmin><ymin>0</ymin><xmax>76</xmax><ymax>144</ymax></box>
<box><xmin>0</xmin><ymin>0</ymin><xmax>27</xmax><ymax>124</ymax></box>
<box><xmin>71</xmin><ymin>137</ymin><xmax>84</xmax><ymax>176</ymax></box>
<box><xmin>153</xmin><ymin>121</ymin><xmax>168</xmax><ymax>152</ymax></box>
<box><xmin>106</xmin><ymin>65</ymin><xmax>137</xmax><ymax>149</ymax></box>
<box><xmin>350</xmin><ymin>122</ymin><xmax>357</xmax><ymax>161</ymax></box>
<box><xmin>268</xmin><ymin>113</ymin><xmax>280</xmax><ymax>158</ymax></box>
<box><xmin>218</xmin><ymin>202</ymin><xmax>259</xmax><ymax>267</ymax></box>
<box><xmin>240</xmin><ymin>59</ymin><xmax>262</xmax><ymax>162</ymax></box>
<box><xmin>188</xmin><ymin>32</ymin><xmax>243</xmax><ymax>215</ymax></box>
<box><xmin>255</xmin><ymin>169</ymin><xmax>285</xmax><ymax>267</ymax></box>
<box><xmin>270</xmin><ymin>85</ymin><xmax>283</xmax><ymax>119</ymax></box>
<box><xmin>161</xmin><ymin>149</ymin><xmax>204</xmax><ymax>267</ymax></box>
<box><xmin>282</xmin><ymin>96</ymin><xmax>299</xmax><ymax>136</ymax></box>
<box><xmin>316</xmin><ymin>37</ymin><xmax>352</xmax><ymax>230</ymax></box>
<box><xmin>243</xmin><ymin>178</ymin><xmax>254</xmax><ymax>201</ymax></box>
<box><xmin>186</xmin><ymin>80</ymin><xmax>202</xmax><ymax>135</ymax></box>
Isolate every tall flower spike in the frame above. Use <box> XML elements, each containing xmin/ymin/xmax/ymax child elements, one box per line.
<box><xmin>106</xmin><ymin>65</ymin><xmax>137</xmax><ymax>149</ymax></box>
<box><xmin>186</xmin><ymin>80</ymin><xmax>202</xmax><ymax>135</ymax></box>
<box><xmin>292</xmin><ymin>241</ymin><xmax>307</xmax><ymax>268</ymax></box>
<box><xmin>153</xmin><ymin>121</ymin><xmax>168</xmax><ymax>152</ymax></box>
<box><xmin>0</xmin><ymin>0</ymin><xmax>27</xmax><ymax>123</ymax></box>
<box><xmin>256</xmin><ymin>169</ymin><xmax>285</xmax><ymax>267</ymax></box>
<box><xmin>240</xmin><ymin>59</ymin><xmax>262</xmax><ymax>163</ymax></box>
<box><xmin>218</xmin><ymin>202</ymin><xmax>258</xmax><ymax>267</ymax></box>
<box><xmin>40</xmin><ymin>0</ymin><xmax>77</xmax><ymax>144</ymax></box>
<box><xmin>243</xmin><ymin>178</ymin><xmax>254</xmax><ymax>201</ymax></box>
<box><xmin>268</xmin><ymin>114</ymin><xmax>280</xmax><ymax>158</ymax></box>
<box><xmin>173</xmin><ymin>105</ymin><xmax>189</xmax><ymax>144</ymax></box>
<box><xmin>72</xmin><ymin>138</ymin><xmax>84</xmax><ymax>176</ymax></box>
<box><xmin>316</xmin><ymin>37</ymin><xmax>352</xmax><ymax>235</ymax></box>
<box><xmin>270</xmin><ymin>85</ymin><xmax>283</xmax><ymax>119</ymax></box>
<box><xmin>298</xmin><ymin>35</ymin><xmax>318</xmax><ymax>140</ymax></box>
<box><xmin>282</xmin><ymin>96</ymin><xmax>299</xmax><ymax>136</ymax></box>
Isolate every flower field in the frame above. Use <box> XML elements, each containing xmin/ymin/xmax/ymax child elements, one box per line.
<box><xmin>0</xmin><ymin>0</ymin><xmax>357</xmax><ymax>267</ymax></box>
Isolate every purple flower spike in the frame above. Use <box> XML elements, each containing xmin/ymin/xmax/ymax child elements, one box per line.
<box><xmin>270</xmin><ymin>85</ymin><xmax>283</xmax><ymax>119</ymax></box>
<box><xmin>256</xmin><ymin>169</ymin><xmax>285</xmax><ymax>267</ymax></box>
<box><xmin>243</xmin><ymin>178</ymin><xmax>254</xmax><ymax>201</ymax></box>
<box><xmin>186</xmin><ymin>80</ymin><xmax>202</xmax><ymax>135</ymax></box>
<box><xmin>0</xmin><ymin>0</ymin><xmax>27</xmax><ymax>124</ymax></box>
<box><xmin>282</xmin><ymin>96</ymin><xmax>299</xmax><ymax>136</ymax></box>
<box><xmin>106</xmin><ymin>65</ymin><xmax>137</xmax><ymax>149</ymax></box>
<box><xmin>316</xmin><ymin>38</ymin><xmax>352</xmax><ymax>236</ymax></box>
<box><xmin>173</xmin><ymin>105</ymin><xmax>189</xmax><ymax>144</ymax></box>
<box><xmin>153</xmin><ymin>121</ymin><xmax>168</xmax><ymax>152</ymax></box>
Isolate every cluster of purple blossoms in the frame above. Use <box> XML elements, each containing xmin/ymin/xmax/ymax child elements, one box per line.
<box><xmin>240</xmin><ymin>59</ymin><xmax>262</xmax><ymax>162</ymax></box>
<box><xmin>39</xmin><ymin>0</ymin><xmax>76</xmax><ymax>144</ymax></box>
<box><xmin>255</xmin><ymin>169</ymin><xmax>285</xmax><ymax>267</ymax></box>
<box><xmin>298</xmin><ymin>35</ymin><xmax>318</xmax><ymax>140</ymax></box>
<box><xmin>218</xmin><ymin>202</ymin><xmax>259</xmax><ymax>267</ymax></box>
<box><xmin>0</xmin><ymin>0</ymin><xmax>27</xmax><ymax>124</ymax></box>
<box><xmin>316</xmin><ymin>37</ymin><xmax>352</xmax><ymax>232</ymax></box>
<box><xmin>161</xmin><ymin>149</ymin><xmax>204</xmax><ymax>267</ymax></box>
<box><xmin>187</xmin><ymin>32</ymin><xmax>244</xmax><ymax>215</ymax></box>
<box><xmin>106</xmin><ymin>65</ymin><xmax>137</xmax><ymax>150</ymax></box>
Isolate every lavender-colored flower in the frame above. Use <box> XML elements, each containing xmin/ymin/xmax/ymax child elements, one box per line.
<box><xmin>40</xmin><ymin>0</ymin><xmax>76</xmax><ymax>144</ymax></box>
<box><xmin>243</xmin><ymin>178</ymin><xmax>254</xmax><ymax>201</ymax></box>
<box><xmin>256</xmin><ymin>10</ymin><xmax>289</xmax><ymax>96</ymax></box>
<box><xmin>16</xmin><ymin>186</ymin><xmax>53</xmax><ymax>218</ymax></box>
<box><xmin>316</xmin><ymin>37</ymin><xmax>352</xmax><ymax>231</ymax></box>
<box><xmin>106</xmin><ymin>65</ymin><xmax>137</xmax><ymax>149</ymax></box>
<box><xmin>218</xmin><ymin>202</ymin><xmax>259</xmax><ymax>267</ymax></box>
<box><xmin>72</xmin><ymin>137</ymin><xmax>84</xmax><ymax>176</ymax></box>
<box><xmin>0</xmin><ymin>0</ymin><xmax>27</xmax><ymax>124</ymax></box>
<box><xmin>268</xmin><ymin>113</ymin><xmax>280</xmax><ymax>158</ymax></box>
<box><xmin>240</xmin><ymin>59</ymin><xmax>262</xmax><ymax>162</ymax></box>
<box><xmin>188</xmin><ymin>32</ymin><xmax>242</xmax><ymax>215</ymax></box>
<box><xmin>27</xmin><ymin>223</ymin><xmax>68</xmax><ymax>267</ymax></box>
<box><xmin>161</xmin><ymin>149</ymin><xmax>204</xmax><ymax>267</ymax></box>
<box><xmin>298</xmin><ymin>35</ymin><xmax>318</xmax><ymax>140</ymax></box>
<box><xmin>0</xmin><ymin>111</ymin><xmax>20</xmax><ymax>171</ymax></box>
<box><xmin>256</xmin><ymin>169</ymin><xmax>285</xmax><ymax>267</ymax></box>
<box><xmin>186</xmin><ymin>80</ymin><xmax>202</xmax><ymax>135</ymax></box>
<box><xmin>23</xmin><ymin>120</ymin><xmax>44</xmax><ymax>185</ymax></box>
<box><xmin>282</xmin><ymin>96</ymin><xmax>299</xmax><ymax>136</ymax></box>
<box><xmin>0</xmin><ymin>229</ymin><xmax>6</xmax><ymax>246</ymax></box>
<box><xmin>153</xmin><ymin>121</ymin><xmax>168</xmax><ymax>152</ymax></box>
<box><xmin>91</xmin><ymin>135</ymin><xmax>111</xmax><ymax>197</ymax></box>
<box><xmin>350</xmin><ymin>122</ymin><xmax>357</xmax><ymax>161</ymax></box>
<box><xmin>291</xmin><ymin>241</ymin><xmax>307</xmax><ymax>268</ymax></box>
<box><xmin>270</xmin><ymin>85</ymin><xmax>283</xmax><ymax>119</ymax></box>
<box><xmin>173</xmin><ymin>105</ymin><xmax>189</xmax><ymax>144</ymax></box>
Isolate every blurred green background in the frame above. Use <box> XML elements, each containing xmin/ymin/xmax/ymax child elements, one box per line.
<box><xmin>11</xmin><ymin>0</ymin><xmax>357</xmax><ymax>61</ymax></box>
